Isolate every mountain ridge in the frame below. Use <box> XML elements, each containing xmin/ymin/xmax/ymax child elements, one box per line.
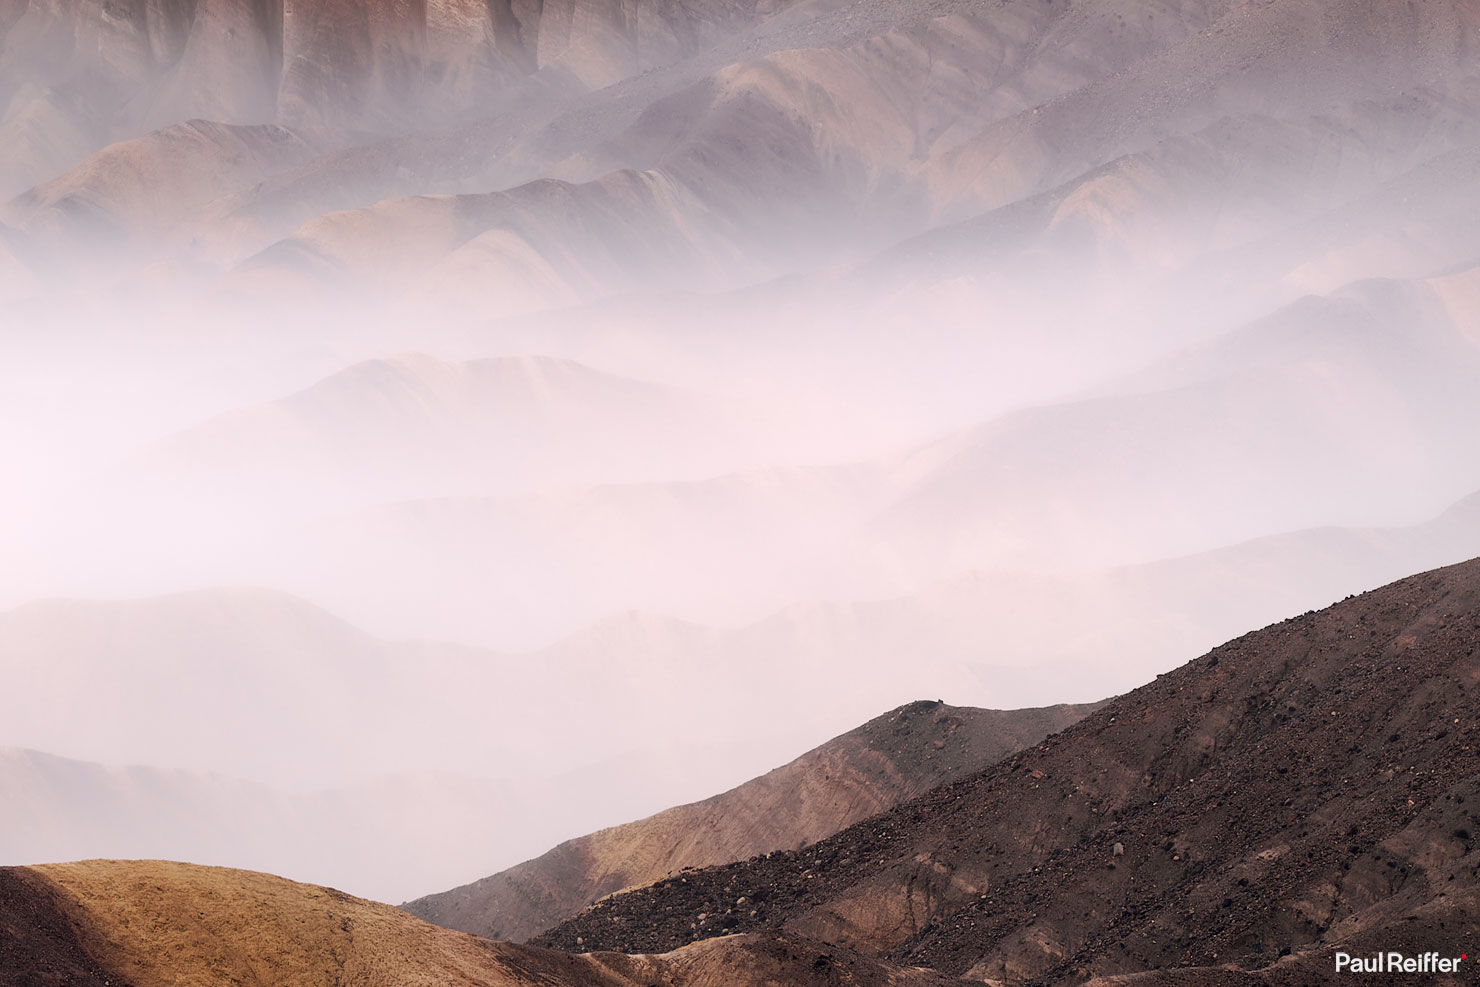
<box><xmin>403</xmin><ymin>699</ymin><xmax>1102</xmax><ymax>942</ymax></box>
<box><xmin>535</xmin><ymin>556</ymin><xmax>1480</xmax><ymax>985</ymax></box>
<box><xmin>2</xmin><ymin>859</ymin><xmax>984</xmax><ymax>987</ymax></box>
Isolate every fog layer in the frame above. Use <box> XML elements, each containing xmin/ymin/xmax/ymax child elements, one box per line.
<box><xmin>3</xmin><ymin>0</ymin><xmax>1480</xmax><ymax>901</ymax></box>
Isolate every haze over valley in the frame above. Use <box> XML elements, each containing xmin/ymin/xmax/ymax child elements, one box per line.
<box><xmin>4</xmin><ymin>0</ymin><xmax>1480</xmax><ymax>980</ymax></box>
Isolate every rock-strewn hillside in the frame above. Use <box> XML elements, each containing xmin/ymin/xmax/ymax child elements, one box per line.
<box><xmin>405</xmin><ymin>700</ymin><xmax>1100</xmax><ymax>941</ymax></box>
<box><xmin>9</xmin><ymin>561</ymin><xmax>1480</xmax><ymax>987</ymax></box>
<box><xmin>0</xmin><ymin>860</ymin><xmax>981</xmax><ymax>987</ymax></box>
<box><xmin>537</xmin><ymin>558</ymin><xmax>1480</xmax><ymax>985</ymax></box>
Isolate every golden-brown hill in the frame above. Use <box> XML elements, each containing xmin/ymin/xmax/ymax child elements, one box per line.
<box><xmin>1</xmin><ymin>859</ymin><xmax>979</xmax><ymax>987</ymax></box>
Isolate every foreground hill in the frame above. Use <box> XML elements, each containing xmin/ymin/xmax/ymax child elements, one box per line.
<box><xmin>537</xmin><ymin>558</ymin><xmax>1480</xmax><ymax>984</ymax></box>
<box><xmin>0</xmin><ymin>860</ymin><xmax>977</xmax><ymax>987</ymax></box>
<box><xmin>404</xmin><ymin>699</ymin><xmax>1100</xmax><ymax>942</ymax></box>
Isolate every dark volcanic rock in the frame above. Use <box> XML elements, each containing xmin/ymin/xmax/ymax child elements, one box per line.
<box><xmin>0</xmin><ymin>867</ymin><xmax>128</xmax><ymax>987</ymax></box>
<box><xmin>536</xmin><ymin>559</ymin><xmax>1480</xmax><ymax>986</ymax></box>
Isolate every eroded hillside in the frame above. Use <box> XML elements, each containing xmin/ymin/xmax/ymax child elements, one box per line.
<box><xmin>538</xmin><ymin>559</ymin><xmax>1480</xmax><ymax>985</ymax></box>
<box><xmin>405</xmin><ymin>700</ymin><xmax>1100</xmax><ymax>941</ymax></box>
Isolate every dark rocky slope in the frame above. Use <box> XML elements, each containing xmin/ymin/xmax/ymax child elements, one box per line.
<box><xmin>405</xmin><ymin>700</ymin><xmax>1100</xmax><ymax>942</ymax></box>
<box><xmin>3</xmin><ymin>860</ymin><xmax>982</xmax><ymax>987</ymax></box>
<box><xmin>538</xmin><ymin>558</ymin><xmax>1480</xmax><ymax>985</ymax></box>
<box><xmin>0</xmin><ymin>867</ymin><xmax>129</xmax><ymax>987</ymax></box>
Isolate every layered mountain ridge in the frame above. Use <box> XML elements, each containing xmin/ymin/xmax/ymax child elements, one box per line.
<box><xmin>7</xmin><ymin>560</ymin><xmax>1480</xmax><ymax>986</ymax></box>
<box><xmin>6</xmin><ymin>2</ymin><xmax>1480</xmax><ymax>980</ymax></box>
<box><xmin>10</xmin><ymin>0</ymin><xmax>1480</xmax><ymax>308</ymax></box>
<box><xmin>403</xmin><ymin>699</ymin><xmax>1100</xmax><ymax>942</ymax></box>
<box><xmin>533</xmin><ymin>558</ymin><xmax>1480</xmax><ymax>984</ymax></box>
<box><xmin>0</xmin><ymin>0</ymin><xmax>801</xmax><ymax>197</ymax></box>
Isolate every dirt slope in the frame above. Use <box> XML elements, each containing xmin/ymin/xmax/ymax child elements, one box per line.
<box><xmin>537</xmin><ymin>557</ymin><xmax>1480</xmax><ymax>985</ymax></box>
<box><xmin>0</xmin><ymin>868</ymin><xmax>125</xmax><ymax>987</ymax></box>
<box><xmin>405</xmin><ymin>700</ymin><xmax>1100</xmax><ymax>942</ymax></box>
<box><xmin>3</xmin><ymin>860</ymin><xmax>979</xmax><ymax>987</ymax></box>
